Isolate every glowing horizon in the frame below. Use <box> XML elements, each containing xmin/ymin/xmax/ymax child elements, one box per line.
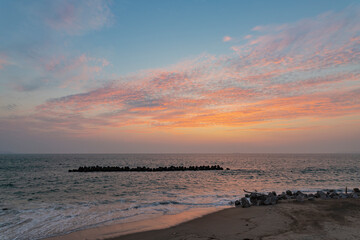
<box><xmin>0</xmin><ymin>0</ymin><xmax>359</xmax><ymax>153</ymax></box>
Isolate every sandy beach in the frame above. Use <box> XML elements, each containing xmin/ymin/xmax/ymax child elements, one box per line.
<box><xmin>46</xmin><ymin>198</ymin><xmax>360</xmax><ymax>240</ymax></box>
<box><xmin>110</xmin><ymin>199</ymin><xmax>360</xmax><ymax>240</ymax></box>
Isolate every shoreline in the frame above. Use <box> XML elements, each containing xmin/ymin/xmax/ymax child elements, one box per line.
<box><xmin>44</xmin><ymin>206</ymin><xmax>228</xmax><ymax>240</ymax></box>
<box><xmin>109</xmin><ymin>198</ymin><xmax>360</xmax><ymax>240</ymax></box>
<box><xmin>44</xmin><ymin>198</ymin><xmax>360</xmax><ymax>240</ymax></box>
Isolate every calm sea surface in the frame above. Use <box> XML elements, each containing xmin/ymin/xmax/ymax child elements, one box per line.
<box><xmin>1</xmin><ymin>153</ymin><xmax>359</xmax><ymax>240</ymax></box>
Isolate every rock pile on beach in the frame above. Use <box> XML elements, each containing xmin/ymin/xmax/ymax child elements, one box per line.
<box><xmin>69</xmin><ymin>165</ymin><xmax>225</xmax><ymax>172</ymax></box>
<box><xmin>233</xmin><ymin>188</ymin><xmax>360</xmax><ymax>208</ymax></box>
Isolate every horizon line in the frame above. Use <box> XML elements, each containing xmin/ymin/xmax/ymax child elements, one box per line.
<box><xmin>1</xmin><ymin>152</ymin><xmax>360</xmax><ymax>155</ymax></box>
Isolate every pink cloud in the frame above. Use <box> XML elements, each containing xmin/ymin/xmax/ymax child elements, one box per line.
<box><xmin>45</xmin><ymin>0</ymin><xmax>113</xmax><ymax>35</ymax></box>
<box><xmin>251</xmin><ymin>25</ymin><xmax>263</xmax><ymax>31</ymax></box>
<box><xmin>10</xmin><ymin>6</ymin><xmax>360</xmax><ymax>134</ymax></box>
<box><xmin>43</xmin><ymin>54</ymin><xmax>110</xmax><ymax>89</ymax></box>
<box><xmin>223</xmin><ymin>36</ymin><xmax>232</xmax><ymax>42</ymax></box>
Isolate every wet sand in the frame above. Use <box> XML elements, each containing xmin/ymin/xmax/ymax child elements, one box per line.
<box><xmin>46</xmin><ymin>199</ymin><xmax>360</xmax><ymax>240</ymax></box>
<box><xmin>45</xmin><ymin>207</ymin><xmax>227</xmax><ymax>240</ymax></box>
<box><xmin>109</xmin><ymin>199</ymin><xmax>360</xmax><ymax>240</ymax></box>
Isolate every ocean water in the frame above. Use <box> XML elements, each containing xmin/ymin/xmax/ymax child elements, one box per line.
<box><xmin>1</xmin><ymin>153</ymin><xmax>359</xmax><ymax>240</ymax></box>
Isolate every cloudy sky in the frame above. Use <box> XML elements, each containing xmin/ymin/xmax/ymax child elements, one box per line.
<box><xmin>0</xmin><ymin>0</ymin><xmax>359</xmax><ymax>153</ymax></box>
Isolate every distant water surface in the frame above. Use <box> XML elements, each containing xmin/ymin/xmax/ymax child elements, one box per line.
<box><xmin>0</xmin><ymin>153</ymin><xmax>359</xmax><ymax>240</ymax></box>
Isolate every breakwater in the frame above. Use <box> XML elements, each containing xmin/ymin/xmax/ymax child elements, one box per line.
<box><xmin>69</xmin><ymin>165</ymin><xmax>225</xmax><ymax>172</ymax></box>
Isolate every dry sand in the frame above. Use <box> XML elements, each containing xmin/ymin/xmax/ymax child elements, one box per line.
<box><xmin>108</xmin><ymin>199</ymin><xmax>360</xmax><ymax>240</ymax></box>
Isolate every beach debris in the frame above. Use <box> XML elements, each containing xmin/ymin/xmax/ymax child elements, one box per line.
<box><xmin>243</xmin><ymin>189</ymin><xmax>258</xmax><ymax>194</ymax></box>
<box><xmin>233</xmin><ymin>188</ymin><xmax>360</xmax><ymax>208</ymax></box>
<box><xmin>69</xmin><ymin>165</ymin><xmax>224</xmax><ymax>172</ymax></box>
<box><xmin>240</xmin><ymin>197</ymin><xmax>251</xmax><ymax>208</ymax></box>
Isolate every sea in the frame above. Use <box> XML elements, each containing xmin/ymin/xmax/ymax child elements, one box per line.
<box><xmin>1</xmin><ymin>153</ymin><xmax>359</xmax><ymax>240</ymax></box>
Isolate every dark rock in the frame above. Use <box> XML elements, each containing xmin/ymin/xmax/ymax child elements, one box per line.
<box><xmin>351</xmin><ymin>193</ymin><xmax>359</xmax><ymax>199</ymax></box>
<box><xmin>249</xmin><ymin>193</ymin><xmax>266</xmax><ymax>206</ymax></box>
<box><xmin>296</xmin><ymin>195</ymin><xmax>304</xmax><ymax>202</ymax></box>
<box><xmin>329</xmin><ymin>192</ymin><xmax>338</xmax><ymax>198</ymax></box>
<box><xmin>256</xmin><ymin>200</ymin><xmax>263</xmax><ymax>206</ymax></box>
<box><xmin>249</xmin><ymin>193</ymin><xmax>258</xmax><ymax>198</ymax></box>
<box><xmin>240</xmin><ymin>197</ymin><xmax>251</xmax><ymax>208</ymax></box>
<box><xmin>234</xmin><ymin>188</ymin><xmax>359</xmax><ymax>209</ymax></box>
<box><xmin>250</xmin><ymin>198</ymin><xmax>257</xmax><ymax>205</ymax></box>
<box><xmin>69</xmin><ymin>164</ymin><xmax>224</xmax><ymax>172</ymax></box>
<box><xmin>277</xmin><ymin>192</ymin><xmax>286</xmax><ymax>200</ymax></box>
<box><xmin>354</xmin><ymin>188</ymin><xmax>360</xmax><ymax>193</ymax></box>
<box><xmin>264</xmin><ymin>193</ymin><xmax>277</xmax><ymax>205</ymax></box>
<box><xmin>339</xmin><ymin>193</ymin><xmax>348</xmax><ymax>199</ymax></box>
<box><xmin>285</xmin><ymin>195</ymin><xmax>292</xmax><ymax>200</ymax></box>
<box><xmin>249</xmin><ymin>194</ymin><xmax>258</xmax><ymax>205</ymax></box>
<box><xmin>259</xmin><ymin>194</ymin><xmax>267</xmax><ymax>200</ymax></box>
<box><xmin>263</xmin><ymin>197</ymin><xmax>271</xmax><ymax>205</ymax></box>
<box><xmin>295</xmin><ymin>191</ymin><xmax>303</xmax><ymax>196</ymax></box>
<box><xmin>316</xmin><ymin>191</ymin><xmax>327</xmax><ymax>199</ymax></box>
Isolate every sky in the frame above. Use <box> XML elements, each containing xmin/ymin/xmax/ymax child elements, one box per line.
<box><xmin>0</xmin><ymin>0</ymin><xmax>359</xmax><ymax>153</ymax></box>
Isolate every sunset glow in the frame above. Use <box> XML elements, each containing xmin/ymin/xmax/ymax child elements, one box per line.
<box><xmin>0</xmin><ymin>0</ymin><xmax>359</xmax><ymax>153</ymax></box>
